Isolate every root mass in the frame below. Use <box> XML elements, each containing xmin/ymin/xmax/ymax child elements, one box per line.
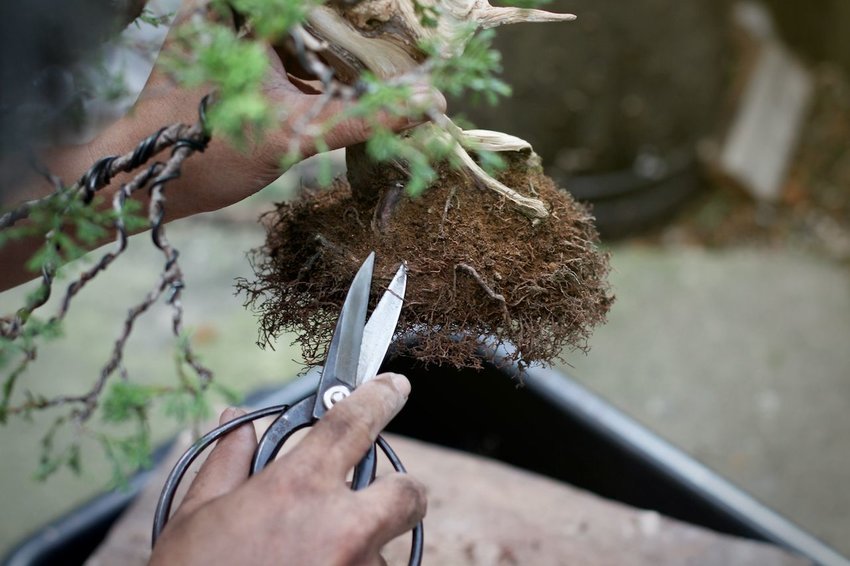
<box><xmin>239</xmin><ymin>165</ymin><xmax>614</xmax><ymax>370</ymax></box>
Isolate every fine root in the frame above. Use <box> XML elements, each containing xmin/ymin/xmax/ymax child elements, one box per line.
<box><xmin>455</xmin><ymin>263</ymin><xmax>510</xmax><ymax>324</ymax></box>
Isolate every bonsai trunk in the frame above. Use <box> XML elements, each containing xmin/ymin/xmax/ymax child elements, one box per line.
<box><xmin>346</xmin><ymin>142</ymin><xmax>407</xmax><ymax>232</ymax></box>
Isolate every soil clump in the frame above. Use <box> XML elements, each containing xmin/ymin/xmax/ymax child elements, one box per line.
<box><xmin>239</xmin><ymin>166</ymin><xmax>614</xmax><ymax>369</ymax></box>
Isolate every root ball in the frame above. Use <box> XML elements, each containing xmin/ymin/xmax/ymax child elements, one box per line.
<box><xmin>239</xmin><ymin>167</ymin><xmax>614</xmax><ymax>370</ymax></box>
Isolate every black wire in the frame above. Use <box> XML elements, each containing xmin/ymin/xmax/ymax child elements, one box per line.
<box><xmin>172</xmin><ymin>97</ymin><xmax>211</xmax><ymax>155</ymax></box>
<box><xmin>197</xmin><ymin>95</ymin><xmax>212</xmax><ymax>139</ymax></box>
<box><xmin>81</xmin><ymin>155</ymin><xmax>116</xmax><ymax>203</ymax></box>
<box><xmin>132</xmin><ymin>127</ymin><xmax>167</xmax><ymax>167</ymax></box>
<box><xmin>28</xmin><ymin>264</ymin><xmax>53</xmax><ymax>312</ymax></box>
<box><xmin>377</xmin><ymin>435</ymin><xmax>424</xmax><ymax>566</ymax></box>
<box><xmin>77</xmin><ymin>95</ymin><xmax>211</xmax><ymax>207</ymax></box>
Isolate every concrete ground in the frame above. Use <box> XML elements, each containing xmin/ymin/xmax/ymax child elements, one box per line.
<box><xmin>559</xmin><ymin>245</ymin><xmax>850</xmax><ymax>556</ymax></box>
<box><xmin>1</xmin><ymin>197</ymin><xmax>848</xmax><ymax>558</ymax></box>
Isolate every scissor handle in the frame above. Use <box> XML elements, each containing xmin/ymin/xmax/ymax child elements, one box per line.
<box><xmin>152</xmin><ymin>404</ymin><xmax>289</xmax><ymax>543</ymax></box>
<box><xmin>152</xmin><ymin>400</ymin><xmax>423</xmax><ymax>566</ymax></box>
<box><xmin>251</xmin><ymin>393</ymin><xmax>377</xmax><ymax>489</ymax></box>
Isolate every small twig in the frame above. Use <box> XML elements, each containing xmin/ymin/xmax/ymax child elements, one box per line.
<box><xmin>455</xmin><ymin>263</ymin><xmax>511</xmax><ymax>324</ymax></box>
<box><xmin>5</xmin><ymin>278</ymin><xmax>166</xmax><ymax>419</ymax></box>
<box><xmin>439</xmin><ymin>186</ymin><xmax>458</xmax><ymax>236</ymax></box>
<box><xmin>0</xmin><ymin>347</ymin><xmax>35</xmax><ymax>420</ymax></box>
<box><xmin>81</xmin><ymin>277</ymin><xmax>170</xmax><ymax>420</ymax></box>
<box><xmin>0</xmin><ymin>199</ymin><xmax>40</xmax><ymax>229</ymax></box>
<box><xmin>56</xmin><ymin>163</ymin><xmax>166</xmax><ymax>320</ymax></box>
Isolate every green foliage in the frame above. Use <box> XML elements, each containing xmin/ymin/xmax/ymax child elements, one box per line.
<box><xmin>0</xmin><ymin>317</ymin><xmax>63</xmax><ymax>422</ymax></box>
<box><xmin>220</xmin><ymin>0</ymin><xmax>312</xmax><ymax>40</ymax></box>
<box><xmin>166</xmin><ymin>23</ymin><xmax>273</xmax><ymax>144</ymax></box>
<box><xmin>363</xmin><ymin>127</ymin><xmax>456</xmax><ymax>196</ymax></box>
<box><xmin>428</xmin><ymin>28</ymin><xmax>511</xmax><ymax>106</ymax></box>
<box><xmin>102</xmin><ymin>382</ymin><xmax>154</xmax><ymax>423</ymax></box>
<box><xmin>0</xmin><ymin>193</ymin><xmax>145</xmax><ymax>276</ymax></box>
<box><xmin>162</xmin><ymin>388</ymin><xmax>211</xmax><ymax>422</ymax></box>
<box><xmin>30</xmin><ymin>362</ymin><xmax>238</xmax><ymax>484</ymax></box>
<box><xmin>475</xmin><ymin>148</ymin><xmax>507</xmax><ymax>176</ymax></box>
<box><xmin>412</xmin><ymin>0</ymin><xmax>440</xmax><ymax>28</ymax></box>
<box><xmin>34</xmin><ymin>417</ymin><xmax>82</xmax><ymax>482</ymax></box>
<box><xmin>99</xmin><ymin>426</ymin><xmax>153</xmax><ymax>488</ymax></box>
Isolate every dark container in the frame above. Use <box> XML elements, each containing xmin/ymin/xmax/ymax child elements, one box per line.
<box><xmin>3</xmin><ymin>352</ymin><xmax>847</xmax><ymax>566</ymax></box>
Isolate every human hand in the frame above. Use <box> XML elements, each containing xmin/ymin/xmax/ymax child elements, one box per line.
<box><xmin>0</xmin><ymin>0</ymin><xmax>445</xmax><ymax>290</ymax></box>
<box><xmin>149</xmin><ymin>373</ymin><xmax>426</xmax><ymax>566</ymax></box>
<box><xmin>116</xmin><ymin>0</ymin><xmax>446</xmax><ymax>219</ymax></box>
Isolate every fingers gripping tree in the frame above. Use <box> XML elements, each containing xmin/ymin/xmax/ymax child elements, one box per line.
<box><xmin>0</xmin><ymin>0</ymin><xmax>612</xmax><ymax>480</ymax></box>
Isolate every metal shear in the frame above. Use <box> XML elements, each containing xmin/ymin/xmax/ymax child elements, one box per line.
<box><xmin>152</xmin><ymin>252</ymin><xmax>423</xmax><ymax>565</ymax></box>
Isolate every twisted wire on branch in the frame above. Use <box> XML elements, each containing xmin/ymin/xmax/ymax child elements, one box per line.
<box><xmin>1</xmin><ymin>96</ymin><xmax>213</xmax><ymax>422</ymax></box>
<box><xmin>0</xmin><ymin>14</ymin><xmax>386</xmax><ymax>422</ymax></box>
<box><xmin>0</xmin><ymin>11</ymin><xmax>445</xmax><ymax>424</ymax></box>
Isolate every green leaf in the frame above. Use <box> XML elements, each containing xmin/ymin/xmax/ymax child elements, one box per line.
<box><xmin>223</xmin><ymin>0</ymin><xmax>312</xmax><ymax>40</ymax></box>
<box><xmin>427</xmin><ymin>29</ymin><xmax>512</xmax><ymax>106</ymax></box>
<box><xmin>137</xmin><ymin>8</ymin><xmax>173</xmax><ymax>28</ymax></box>
<box><xmin>100</xmin><ymin>428</ymin><xmax>153</xmax><ymax>487</ymax></box>
<box><xmin>165</xmin><ymin>22</ymin><xmax>273</xmax><ymax>145</ymax></box>
<box><xmin>102</xmin><ymin>382</ymin><xmax>154</xmax><ymax>423</ymax></box>
<box><xmin>162</xmin><ymin>389</ymin><xmax>212</xmax><ymax>422</ymax></box>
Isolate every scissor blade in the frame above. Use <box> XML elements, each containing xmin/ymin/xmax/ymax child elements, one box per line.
<box><xmin>356</xmin><ymin>262</ymin><xmax>407</xmax><ymax>386</ymax></box>
<box><xmin>318</xmin><ymin>253</ymin><xmax>375</xmax><ymax>407</ymax></box>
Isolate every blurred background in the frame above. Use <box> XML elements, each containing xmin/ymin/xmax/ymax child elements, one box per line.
<box><xmin>1</xmin><ymin>0</ymin><xmax>849</xmax><ymax>559</ymax></box>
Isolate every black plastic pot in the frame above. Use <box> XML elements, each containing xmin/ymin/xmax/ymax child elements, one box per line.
<box><xmin>3</xmin><ymin>352</ymin><xmax>847</xmax><ymax>566</ymax></box>
<box><xmin>559</xmin><ymin>150</ymin><xmax>702</xmax><ymax>239</ymax></box>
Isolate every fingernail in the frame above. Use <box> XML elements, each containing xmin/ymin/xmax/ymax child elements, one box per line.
<box><xmin>388</xmin><ymin>373</ymin><xmax>411</xmax><ymax>400</ymax></box>
<box><xmin>219</xmin><ymin>407</ymin><xmax>246</xmax><ymax>425</ymax></box>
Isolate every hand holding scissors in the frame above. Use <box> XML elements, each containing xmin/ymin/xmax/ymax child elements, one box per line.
<box><xmin>152</xmin><ymin>253</ymin><xmax>423</xmax><ymax>565</ymax></box>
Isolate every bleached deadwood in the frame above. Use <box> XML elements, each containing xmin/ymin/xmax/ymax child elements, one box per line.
<box><xmin>302</xmin><ymin>0</ymin><xmax>575</xmax><ymax>220</ymax></box>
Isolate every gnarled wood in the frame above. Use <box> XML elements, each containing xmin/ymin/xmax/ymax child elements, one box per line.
<box><xmin>303</xmin><ymin>0</ymin><xmax>573</xmax><ymax>220</ymax></box>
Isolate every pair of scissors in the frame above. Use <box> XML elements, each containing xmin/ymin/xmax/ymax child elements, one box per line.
<box><xmin>152</xmin><ymin>252</ymin><xmax>423</xmax><ymax>565</ymax></box>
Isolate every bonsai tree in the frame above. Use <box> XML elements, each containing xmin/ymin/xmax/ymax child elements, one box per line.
<box><xmin>237</xmin><ymin>0</ymin><xmax>612</xmax><ymax>369</ymax></box>
<box><xmin>0</xmin><ymin>0</ymin><xmax>612</xmax><ymax>479</ymax></box>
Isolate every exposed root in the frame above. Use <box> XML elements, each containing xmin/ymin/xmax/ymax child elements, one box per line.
<box><xmin>439</xmin><ymin>186</ymin><xmax>458</xmax><ymax>235</ymax></box>
<box><xmin>372</xmin><ymin>182</ymin><xmax>405</xmax><ymax>233</ymax></box>
<box><xmin>454</xmin><ymin>143</ymin><xmax>549</xmax><ymax>220</ymax></box>
<box><xmin>455</xmin><ymin>263</ymin><xmax>510</xmax><ymax>324</ymax></box>
<box><xmin>431</xmin><ymin>117</ymin><xmax>549</xmax><ymax>221</ymax></box>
